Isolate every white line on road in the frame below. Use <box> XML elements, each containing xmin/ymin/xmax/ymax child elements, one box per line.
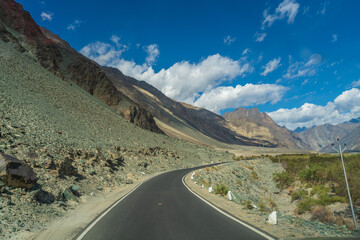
<box><xmin>182</xmin><ymin>173</ymin><xmax>276</xmax><ymax>240</ymax></box>
<box><xmin>75</xmin><ymin>182</ymin><xmax>145</xmax><ymax>240</ymax></box>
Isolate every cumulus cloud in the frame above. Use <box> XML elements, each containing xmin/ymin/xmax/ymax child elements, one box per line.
<box><xmin>194</xmin><ymin>84</ymin><xmax>288</xmax><ymax>114</ymax></box>
<box><xmin>262</xmin><ymin>0</ymin><xmax>300</xmax><ymax>29</ymax></box>
<box><xmin>40</xmin><ymin>11</ymin><xmax>54</xmax><ymax>21</ymax></box>
<box><xmin>67</xmin><ymin>20</ymin><xmax>81</xmax><ymax>30</ymax></box>
<box><xmin>261</xmin><ymin>57</ymin><xmax>281</xmax><ymax>76</ymax></box>
<box><xmin>283</xmin><ymin>54</ymin><xmax>321</xmax><ymax>79</ymax></box>
<box><xmin>224</xmin><ymin>35</ymin><xmax>236</xmax><ymax>45</ymax></box>
<box><xmin>254</xmin><ymin>32</ymin><xmax>267</xmax><ymax>42</ymax></box>
<box><xmin>268</xmin><ymin>88</ymin><xmax>360</xmax><ymax>130</ymax></box>
<box><xmin>81</xmin><ymin>38</ymin><xmax>253</xmax><ymax>103</ymax></box>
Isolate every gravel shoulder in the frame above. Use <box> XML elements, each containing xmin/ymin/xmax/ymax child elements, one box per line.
<box><xmin>185</xmin><ymin>160</ymin><xmax>358</xmax><ymax>239</ymax></box>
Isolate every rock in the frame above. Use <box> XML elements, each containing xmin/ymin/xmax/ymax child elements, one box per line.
<box><xmin>71</xmin><ymin>184</ymin><xmax>79</xmax><ymax>192</ymax></box>
<box><xmin>34</xmin><ymin>189</ymin><xmax>55</xmax><ymax>204</ymax></box>
<box><xmin>62</xmin><ymin>188</ymin><xmax>74</xmax><ymax>201</ymax></box>
<box><xmin>0</xmin><ymin>152</ymin><xmax>37</xmax><ymax>189</ymax></box>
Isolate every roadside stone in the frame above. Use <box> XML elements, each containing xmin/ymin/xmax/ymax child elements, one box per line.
<box><xmin>34</xmin><ymin>189</ymin><xmax>55</xmax><ymax>204</ymax></box>
<box><xmin>63</xmin><ymin>188</ymin><xmax>74</xmax><ymax>201</ymax></box>
<box><xmin>0</xmin><ymin>152</ymin><xmax>37</xmax><ymax>189</ymax></box>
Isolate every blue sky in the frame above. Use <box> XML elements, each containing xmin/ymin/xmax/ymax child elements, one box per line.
<box><xmin>18</xmin><ymin>0</ymin><xmax>360</xmax><ymax>130</ymax></box>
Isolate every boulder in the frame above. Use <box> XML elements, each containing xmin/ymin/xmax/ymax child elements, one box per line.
<box><xmin>34</xmin><ymin>189</ymin><xmax>55</xmax><ymax>204</ymax></box>
<box><xmin>0</xmin><ymin>152</ymin><xmax>37</xmax><ymax>189</ymax></box>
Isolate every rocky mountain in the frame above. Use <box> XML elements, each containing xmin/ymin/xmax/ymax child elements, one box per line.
<box><xmin>223</xmin><ymin>108</ymin><xmax>309</xmax><ymax>149</ymax></box>
<box><xmin>297</xmin><ymin>120</ymin><xmax>360</xmax><ymax>152</ymax></box>
<box><xmin>0</xmin><ymin>0</ymin><xmax>310</xmax><ymax>150</ymax></box>
<box><xmin>0</xmin><ymin>0</ymin><xmax>164</xmax><ymax>134</ymax></box>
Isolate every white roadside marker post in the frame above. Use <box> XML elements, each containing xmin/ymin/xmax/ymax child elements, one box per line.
<box><xmin>332</xmin><ymin>138</ymin><xmax>358</xmax><ymax>231</ymax></box>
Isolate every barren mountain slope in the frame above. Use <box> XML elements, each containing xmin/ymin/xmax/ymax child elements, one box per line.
<box><xmin>224</xmin><ymin>108</ymin><xmax>309</xmax><ymax>149</ymax></box>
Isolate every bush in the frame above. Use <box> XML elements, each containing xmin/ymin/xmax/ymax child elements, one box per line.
<box><xmin>258</xmin><ymin>198</ymin><xmax>266</xmax><ymax>212</ymax></box>
<box><xmin>297</xmin><ymin>165</ymin><xmax>324</xmax><ymax>183</ymax></box>
<box><xmin>197</xmin><ymin>178</ymin><xmax>210</xmax><ymax>188</ymax></box>
<box><xmin>273</xmin><ymin>171</ymin><xmax>294</xmax><ymax>190</ymax></box>
<box><xmin>245</xmin><ymin>200</ymin><xmax>254</xmax><ymax>210</ymax></box>
<box><xmin>214</xmin><ymin>183</ymin><xmax>229</xmax><ymax>196</ymax></box>
<box><xmin>291</xmin><ymin>189</ymin><xmax>308</xmax><ymax>201</ymax></box>
<box><xmin>310</xmin><ymin>206</ymin><xmax>334</xmax><ymax>223</ymax></box>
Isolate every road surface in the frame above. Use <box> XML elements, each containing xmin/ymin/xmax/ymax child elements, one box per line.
<box><xmin>75</xmin><ymin>166</ymin><xmax>274</xmax><ymax>240</ymax></box>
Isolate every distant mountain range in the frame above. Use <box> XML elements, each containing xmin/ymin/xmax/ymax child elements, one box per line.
<box><xmin>296</xmin><ymin>118</ymin><xmax>360</xmax><ymax>152</ymax></box>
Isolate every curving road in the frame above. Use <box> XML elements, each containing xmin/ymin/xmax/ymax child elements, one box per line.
<box><xmin>75</xmin><ymin>166</ymin><xmax>275</xmax><ymax>240</ymax></box>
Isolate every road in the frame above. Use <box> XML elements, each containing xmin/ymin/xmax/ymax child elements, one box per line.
<box><xmin>75</xmin><ymin>166</ymin><xmax>274</xmax><ymax>240</ymax></box>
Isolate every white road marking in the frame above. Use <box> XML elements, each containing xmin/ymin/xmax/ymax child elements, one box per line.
<box><xmin>75</xmin><ymin>182</ymin><xmax>145</xmax><ymax>240</ymax></box>
<box><xmin>182</xmin><ymin>173</ymin><xmax>276</xmax><ymax>240</ymax></box>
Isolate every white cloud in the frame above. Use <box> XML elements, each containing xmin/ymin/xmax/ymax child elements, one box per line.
<box><xmin>145</xmin><ymin>44</ymin><xmax>160</xmax><ymax>65</ymax></box>
<box><xmin>331</xmin><ymin>34</ymin><xmax>338</xmax><ymax>43</ymax></box>
<box><xmin>242</xmin><ymin>48</ymin><xmax>250</xmax><ymax>55</ymax></box>
<box><xmin>284</xmin><ymin>54</ymin><xmax>321</xmax><ymax>79</ymax></box>
<box><xmin>224</xmin><ymin>35</ymin><xmax>236</xmax><ymax>45</ymax></box>
<box><xmin>67</xmin><ymin>20</ymin><xmax>81</xmax><ymax>30</ymax></box>
<box><xmin>268</xmin><ymin>88</ymin><xmax>360</xmax><ymax>130</ymax></box>
<box><xmin>352</xmin><ymin>79</ymin><xmax>360</xmax><ymax>87</ymax></box>
<box><xmin>40</xmin><ymin>11</ymin><xmax>54</xmax><ymax>21</ymax></box>
<box><xmin>261</xmin><ymin>57</ymin><xmax>281</xmax><ymax>76</ymax></box>
<box><xmin>254</xmin><ymin>32</ymin><xmax>267</xmax><ymax>42</ymax></box>
<box><xmin>262</xmin><ymin>0</ymin><xmax>300</xmax><ymax>29</ymax></box>
<box><xmin>81</xmin><ymin>39</ymin><xmax>253</xmax><ymax>103</ymax></box>
<box><xmin>194</xmin><ymin>84</ymin><xmax>288</xmax><ymax>114</ymax></box>
<box><xmin>80</xmin><ymin>41</ymin><xmax>128</xmax><ymax>66</ymax></box>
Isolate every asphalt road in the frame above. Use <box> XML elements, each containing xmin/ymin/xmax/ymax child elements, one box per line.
<box><xmin>75</xmin><ymin>166</ymin><xmax>274</xmax><ymax>240</ymax></box>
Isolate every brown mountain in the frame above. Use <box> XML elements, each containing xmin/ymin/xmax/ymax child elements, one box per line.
<box><xmin>0</xmin><ymin>0</ymin><xmax>309</xmax><ymax>150</ymax></box>
<box><xmin>0</xmin><ymin>0</ymin><xmax>163</xmax><ymax>134</ymax></box>
<box><xmin>223</xmin><ymin>108</ymin><xmax>309</xmax><ymax>149</ymax></box>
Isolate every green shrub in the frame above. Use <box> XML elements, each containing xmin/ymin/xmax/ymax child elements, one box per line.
<box><xmin>245</xmin><ymin>200</ymin><xmax>254</xmax><ymax>210</ymax></box>
<box><xmin>291</xmin><ymin>189</ymin><xmax>308</xmax><ymax>201</ymax></box>
<box><xmin>258</xmin><ymin>198</ymin><xmax>266</xmax><ymax>212</ymax></box>
<box><xmin>297</xmin><ymin>165</ymin><xmax>324</xmax><ymax>183</ymax></box>
<box><xmin>267</xmin><ymin>197</ymin><xmax>277</xmax><ymax>211</ymax></box>
<box><xmin>273</xmin><ymin>171</ymin><xmax>294</xmax><ymax>190</ymax></box>
<box><xmin>214</xmin><ymin>183</ymin><xmax>229</xmax><ymax>196</ymax></box>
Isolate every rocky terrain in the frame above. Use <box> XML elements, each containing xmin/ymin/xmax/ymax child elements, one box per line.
<box><xmin>189</xmin><ymin>159</ymin><xmax>360</xmax><ymax>239</ymax></box>
<box><xmin>0</xmin><ymin>38</ymin><xmax>231</xmax><ymax>239</ymax></box>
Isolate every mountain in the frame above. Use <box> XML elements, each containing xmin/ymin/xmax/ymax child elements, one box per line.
<box><xmin>0</xmin><ymin>0</ymin><xmax>164</xmax><ymax>134</ymax></box>
<box><xmin>297</xmin><ymin>121</ymin><xmax>360</xmax><ymax>152</ymax></box>
<box><xmin>0</xmin><ymin>0</ymin><xmax>309</xmax><ymax>150</ymax></box>
<box><xmin>102</xmin><ymin>67</ymin><xmax>270</xmax><ymax>148</ymax></box>
<box><xmin>223</xmin><ymin>108</ymin><xmax>309</xmax><ymax>149</ymax></box>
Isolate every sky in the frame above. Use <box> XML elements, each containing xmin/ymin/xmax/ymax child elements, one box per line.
<box><xmin>17</xmin><ymin>0</ymin><xmax>360</xmax><ymax>130</ymax></box>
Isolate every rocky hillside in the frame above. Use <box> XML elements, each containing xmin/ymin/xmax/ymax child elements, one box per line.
<box><xmin>103</xmin><ymin>67</ymin><xmax>260</xmax><ymax>147</ymax></box>
<box><xmin>297</xmin><ymin>119</ymin><xmax>360</xmax><ymax>152</ymax></box>
<box><xmin>223</xmin><ymin>108</ymin><xmax>309</xmax><ymax>149</ymax></box>
<box><xmin>0</xmin><ymin>26</ymin><xmax>231</xmax><ymax>239</ymax></box>
<box><xmin>0</xmin><ymin>0</ymin><xmax>163</xmax><ymax>134</ymax></box>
